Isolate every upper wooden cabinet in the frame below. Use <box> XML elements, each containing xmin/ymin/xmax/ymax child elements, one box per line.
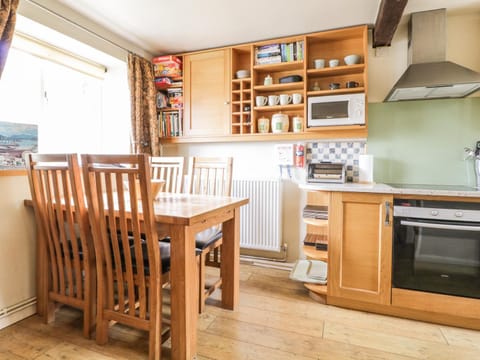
<box><xmin>328</xmin><ymin>192</ymin><xmax>393</xmax><ymax>305</ymax></box>
<box><xmin>183</xmin><ymin>49</ymin><xmax>231</xmax><ymax>137</ymax></box>
<box><xmin>159</xmin><ymin>25</ymin><xmax>368</xmax><ymax>143</ymax></box>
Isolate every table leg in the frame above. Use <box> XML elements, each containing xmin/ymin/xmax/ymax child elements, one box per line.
<box><xmin>221</xmin><ymin>207</ymin><xmax>240</xmax><ymax>310</ymax></box>
<box><xmin>169</xmin><ymin>224</ymin><xmax>197</xmax><ymax>360</ymax></box>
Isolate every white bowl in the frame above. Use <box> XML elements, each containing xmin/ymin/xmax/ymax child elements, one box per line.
<box><xmin>344</xmin><ymin>54</ymin><xmax>361</xmax><ymax>65</ymax></box>
<box><xmin>236</xmin><ymin>69</ymin><xmax>251</xmax><ymax>79</ymax></box>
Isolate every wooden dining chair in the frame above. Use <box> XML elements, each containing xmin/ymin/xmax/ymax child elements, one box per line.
<box><xmin>81</xmin><ymin>154</ymin><xmax>170</xmax><ymax>360</ymax></box>
<box><xmin>186</xmin><ymin>156</ymin><xmax>233</xmax><ymax>313</ymax></box>
<box><xmin>25</xmin><ymin>153</ymin><xmax>96</xmax><ymax>339</ymax></box>
<box><xmin>150</xmin><ymin>156</ymin><xmax>184</xmax><ymax>193</ymax></box>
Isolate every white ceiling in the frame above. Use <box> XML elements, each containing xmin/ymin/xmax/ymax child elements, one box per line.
<box><xmin>55</xmin><ymin>0</ymin><xmax>480</xmax><ymax>55</ymax></box>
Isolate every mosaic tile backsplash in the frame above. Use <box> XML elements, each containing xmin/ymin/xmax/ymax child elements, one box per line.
<box><xmin>306</xmin><ymin>140</ymin><xmax>367</xmax><ymax>182</ymax></box>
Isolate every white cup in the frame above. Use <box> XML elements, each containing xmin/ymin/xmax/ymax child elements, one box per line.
<box><xmin>279</xmin><ymin>94</ymin><xmax>292</xmax><ymax>106</ymax></box>
<box><xmin>292</xmin><ymin>93</ymin><xmax>302</xmax><ymax>104</ymax></box>
<box><xmin>329</xmin><ymin>59</ymin><xmax>340</xmax><ymax>67</ymax></box>
<box><xmin>256</xmin><ymin>96</ymin><xmax>268</xmax><ymax>107</ymax></box>
<box><xmin>268</xmin><ymin>95</ymin><xmax>280</xmax><ymax>106</ymax></box>
<box><xmin>314</xmin><ymin>59</ymin><xmax>325</xmax><ymax>69</ymax></box>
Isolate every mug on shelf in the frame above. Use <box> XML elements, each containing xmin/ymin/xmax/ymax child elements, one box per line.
<box><xmin>292</xmin><ymin>93</ymin><xmax>302</xmax><ymax>104</ymax></box>
<box><xmin>255</xmin><ymin>95</ymin><xmax>268</xmax><ymax>107</ymax></box>
<box><xmin>279</xmin><ymin>94</ymin><xmax>292</xmax><ymax>105</ymax></box>
<box><xmin>329</xmin><ymin>59</ymin><xmax>340</xmax><ymax>67</ymax></box>
<box><xmin>268</xmin><ymin>95</ymin><xmax>280</xmax><ymax>106</ymax></box>
<box><xmin>314</xmin><ymin>59</ymin><xmax>325</xmax><ymax>69</ymax></box>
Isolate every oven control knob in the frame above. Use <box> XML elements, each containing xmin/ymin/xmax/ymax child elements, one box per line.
<box><xmin>454</xmin><ymin>211</ymin><xmax>464</xmax><ymax>217</ymax></box>
<box><xmin>431</xmin><ymin>210</ymin><xmax>439</xmax><ymax>216</ymax></box>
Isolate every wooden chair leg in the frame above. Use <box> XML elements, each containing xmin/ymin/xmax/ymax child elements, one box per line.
<box><xmin>198</xmin><ymin>251</ymin><xmax>206</xmax><ymax>314</ymax></box>
<box><xmin>96</xmin><ymin>318</ymin><xmax>109</xmax><ymax>345</ymax></box>
<box><xmin>148</xmin><ymin>318</ymin><xmax>161</xmax><ymax>360</ymax></box>
<box><xmin>44</xmin><ymin>299</ymin><xmax>56</xmax><ymax>324</ymax></box>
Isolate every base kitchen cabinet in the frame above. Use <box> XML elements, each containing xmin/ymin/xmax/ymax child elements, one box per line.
<box><xmin>183</xmin><ymin>49</ymin><xmax>231</xmax><ymax>137</ymax></box>
<box><xmin>328</xmin><ymin>192</ymin><xmax>393</xmax><ymax>305</ymax></box>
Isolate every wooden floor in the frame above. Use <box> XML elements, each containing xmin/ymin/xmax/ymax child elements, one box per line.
<box><xmin>1</xmin><ymin>263</ymin><xmax>480</xmax><ymax>359</ymax></box>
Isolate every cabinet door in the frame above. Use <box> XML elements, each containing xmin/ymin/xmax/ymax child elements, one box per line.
<box><xmin>183</xmin><ymin>49</ymin><xmax>231</xmax><ymax>136</ymax></box>
<box><xmin>328</xmin><ymin>192</ymin><xmax>393</xmax><ymax>305</ymax></box>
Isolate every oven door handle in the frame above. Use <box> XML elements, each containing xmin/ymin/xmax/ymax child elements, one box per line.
<box><xmin>400</xmin><ymin>220</ymin><xmax>480</xmax><ymax>232</ymax></box>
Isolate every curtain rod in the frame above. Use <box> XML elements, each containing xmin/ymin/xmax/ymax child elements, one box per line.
<box><xmin>25</xmin><ymin>0</ymin><xmax>132</xmax><ymax>54</ymax></box>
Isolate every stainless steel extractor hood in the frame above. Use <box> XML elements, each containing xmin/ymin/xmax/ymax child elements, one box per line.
<box><xmin>385</xmin><ymin>8</ymin><xmax>480</xmax><ymax>102</ymax></box>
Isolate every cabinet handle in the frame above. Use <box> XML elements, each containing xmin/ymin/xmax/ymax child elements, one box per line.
<box><xmin>224</xmin><ymin>101</ymin><xmax>230</xmax><ymax>105</ymax></box>
<box><xmin>384</xmin><ymin>201</ymin><xmax>390</xmax><ymax>226</ymax></box>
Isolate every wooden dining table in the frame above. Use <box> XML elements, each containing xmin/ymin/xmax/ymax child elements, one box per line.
<box><xmin>27</xmin><ymin>192</ymin><xmax>248</xmax><ymax>360</ymax></box>
<box><xmin>153</xmin><ymin>193</ymin><xmax>248</xmax><ymax>359</ymax></box>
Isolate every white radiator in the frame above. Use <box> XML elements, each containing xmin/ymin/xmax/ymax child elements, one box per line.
<box><xmin>232</xmin><ymin>179</ymin><xmax>282</xmax><ymax>251</ymax></box>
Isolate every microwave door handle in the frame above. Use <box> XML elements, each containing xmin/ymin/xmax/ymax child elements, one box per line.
<box><xmin>400</xmin><ymin>220</ymin><xmax>480</xmax><ymax>232</ymax></box>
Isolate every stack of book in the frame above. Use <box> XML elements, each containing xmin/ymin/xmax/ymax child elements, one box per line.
<box><xmin>255</xmin><ymin>43</ymin><xmax>282</xmax><ymax>65</ymax></box>
<box><xmin>303</xmin><ymin>205</ymin><xmax>328</xmax><ymax>219</ymax></box>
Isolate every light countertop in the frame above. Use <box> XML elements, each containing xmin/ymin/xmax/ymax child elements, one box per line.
<box><xmin>299</xmin><ymin>182</ymin><xmax>480</xmax><ymax>198</ymax></box>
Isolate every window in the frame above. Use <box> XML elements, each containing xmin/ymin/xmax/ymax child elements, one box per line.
<box><xmin>0</xmin><ymin>18</ymin><xmax>130</xmax><ymax>169</ymax></box>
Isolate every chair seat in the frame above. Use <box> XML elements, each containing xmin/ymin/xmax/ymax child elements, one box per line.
<box><xmin>130</xmin><ymin>241</ymin><xmax>171</xmax><ymax>275</ymax></box>
<box><xmin>195</xmin><ymin>226</ymin><xmax>222</xmax><ymax>250</ymax></box>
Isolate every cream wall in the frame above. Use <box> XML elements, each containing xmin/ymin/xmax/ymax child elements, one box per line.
<box><xmin>0</xmin><ymin>176</ymin><xmax>36</xmax><ymax>310</ymax></box>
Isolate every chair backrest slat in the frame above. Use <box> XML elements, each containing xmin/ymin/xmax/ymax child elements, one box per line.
<box><xmin>82</xmin><ymin>154</ymin><xmax>160</xmax><ymax>323</ymax></box>
<box><xmin>150</xmin><ymin>156</ymin><xmax>184</xmax><ymax>193</ymax></box>
<box><xmin>25</xmin><ymin>153</ymin><xmax>93</xmax><ymax>304</ymax></box>
<box><xmin>187</xmin><ymin>156</ymin><xmax>233</xmax><ymax>197</ymax></box>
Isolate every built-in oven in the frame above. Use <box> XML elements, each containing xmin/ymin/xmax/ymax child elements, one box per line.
<box><xmin>392</xmin><ymin>199</ymin><xmax>480</xmax><ymax>299</ymax></box>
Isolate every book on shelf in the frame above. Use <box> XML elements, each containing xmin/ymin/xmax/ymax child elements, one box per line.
<box><xmin>303</xmin><ymin>205</ymin><xmax>328</xmax><ymax>219</ymax></box>
<box><xmin>256</xmin><ymin>40</ymin><xmax>304</xmax><ymax>64</ymax></box>
<box><xmin>158</xmin><ymin>109</ymin><xmax>183</xmax><ymax>137</ymax></box>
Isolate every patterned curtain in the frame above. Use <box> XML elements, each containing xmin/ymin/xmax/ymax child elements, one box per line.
<box><xmin>0</xmin><ymin>0</ymin><xmax>19</xmax><ymax>79</ymax></box>
<box><xmin>127</xmin><ymin>53</ymin><xmax>159</xmax><ymax>156</ymax></box>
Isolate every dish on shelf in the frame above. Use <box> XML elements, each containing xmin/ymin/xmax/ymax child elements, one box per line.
<box><xmin>236</xmin><ymin>69</ymin><xmax>251</xmax><ymax>79</ymax></box>
<box><xmin>344</xmin><ymin>54</ymin><xmax>361</xmax><ymax>65</ymax></box>
<box><xmin>279</xmin><ymin>75</ymin><xmax>302</xmax><ymax>83</ymax></box>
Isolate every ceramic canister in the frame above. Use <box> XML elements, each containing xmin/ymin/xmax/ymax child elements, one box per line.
<box><xmin>257</xmin><ymin>116</ymin><xmax>270</xmax><ymax>133</ymax></box>
<box><xmin>271</xmin><ymin>112</ymin><xmax>289</xmax><ymax>133</ymax></box>
<box><xmin>292</xmin><ymin>115</ymin><xmax>303</xmax><ymax>132</ymax></box>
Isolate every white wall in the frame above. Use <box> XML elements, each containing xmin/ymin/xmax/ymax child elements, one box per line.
<box><xmin>163</xmin><ymin>142</ymin><xmax>307</xmax><ymax>261</ymax></box>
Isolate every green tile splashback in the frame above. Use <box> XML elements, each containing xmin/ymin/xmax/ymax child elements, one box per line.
<box><xmin>367</xmin><ymin>97</ymin><xmax>480</xmax><ymax>186</ymax></box>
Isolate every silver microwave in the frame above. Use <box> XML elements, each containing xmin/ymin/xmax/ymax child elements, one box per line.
<box><xmin>307</xmin><ymin>93</ymin><xmax>365</xmax><ymax>127</ymax></box>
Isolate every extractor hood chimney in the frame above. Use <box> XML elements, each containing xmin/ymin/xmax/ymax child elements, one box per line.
<box><xmin>385</xmin><ymin>8</ymin><xmax>480</xmax><ymax>102</ymax></box>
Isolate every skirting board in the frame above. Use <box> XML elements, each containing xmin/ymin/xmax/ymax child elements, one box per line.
<box><xmin>0</xmin><ymin>298</ymin><xmax>37</xmax><ymax>330</ymax></box>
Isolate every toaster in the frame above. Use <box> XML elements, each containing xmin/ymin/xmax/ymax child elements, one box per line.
<box><xmin>307</xmin><ymin>162</ymin><xmax>346</xmax><ymax>183</ymax></box>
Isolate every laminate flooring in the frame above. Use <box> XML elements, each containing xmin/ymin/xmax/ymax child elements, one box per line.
<box><xmin>1</xmin><ymin>263</ymin><xmax>479</xmax><ymax>359</ymax></box>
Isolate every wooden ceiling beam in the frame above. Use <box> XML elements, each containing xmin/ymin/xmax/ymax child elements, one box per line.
<box><xmin>373</xmin><ymin>0</ymin><xmax>408</xmax><ymax>47</ymax></box>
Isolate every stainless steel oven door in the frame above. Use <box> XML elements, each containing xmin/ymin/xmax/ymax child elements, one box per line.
<box><xmin>393</xmin><ymin>217</ymin><xmax>480</xmax><ymax>299</ymax></box>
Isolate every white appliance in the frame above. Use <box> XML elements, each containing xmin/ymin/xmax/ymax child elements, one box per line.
<box><xmin>307</xmin><ymin>93</ymin><xmax>365</xmax><ymax>127</ymax></box>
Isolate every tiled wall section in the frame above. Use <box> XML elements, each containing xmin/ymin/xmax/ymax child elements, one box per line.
<box><xmin>306</xmin><ymin>140</ymin><xmax>367</xmax><ymax>182</ymax></box>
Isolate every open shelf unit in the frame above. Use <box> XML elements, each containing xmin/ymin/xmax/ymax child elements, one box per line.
<box><xmin>302</xmin><ymin>191</ymin><xmax>330</xmax><ymax>301</ymax></box>
<box><xmin>157</xmin><ymin>25</ymin><xmax>368</xmax><ymax>143</ymax></box>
